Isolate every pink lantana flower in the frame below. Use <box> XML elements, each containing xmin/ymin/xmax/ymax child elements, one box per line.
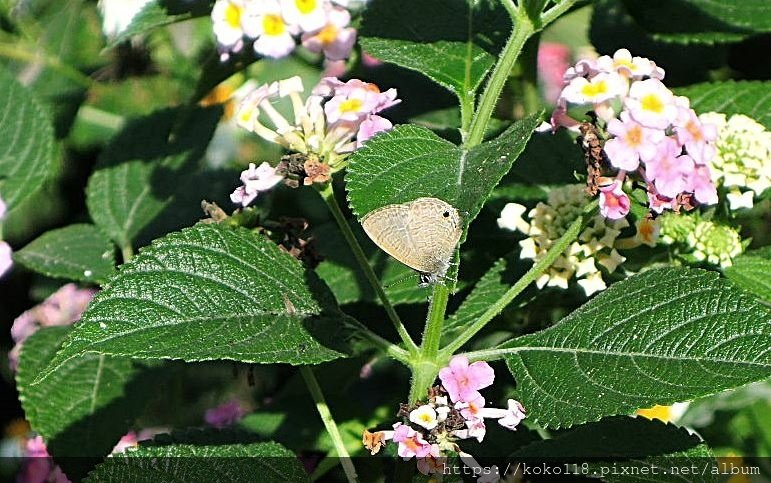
<box><xmin>688</xmin><ymin>165</ymin><xmax>719</xmax><ymax>205</ymax></box>
<box><xmin>416</xmin><ymin>444</ymin><xmax>444</xmax><ymax>475</ymax></box>
<box><xmin>604</xmin><ymin>111</ymin><xmax>665</xmax><ymax>170</ymax></box>
<box><xmin>596</xmin><ymin>48</ymin><xmax>659</xmax><ymax>79</ymax></box>
<box><xmin>205</xmin><ymin>399</ymin><xmax>247</xmax><ymax>428</ymax></box>
<box><xmin>392</xmin><ymin>424</ymin><xmax>432</xmax><ymax>459</ymax></box>
<box><xmin>646</xmin><ymin>138</ymin><xmax>694</xmax><ymax>198</ymax></box>
<box><xmin>438</xmin><ymin>356</ymin><xmax>494</xmax><ymax>403</ymax></box>
<box><xmin>230</xmin><ymin>162</ymin><xmax>283</xmax><ymax>207</ymax></box>
<box><xmin>356</xmin><ymin>115</ymin><xmax>392</xmax><ymax>147</ymax></box>
<box><xmin>598</xmin><ymin>181</ymin><xmax>631</xmax><ymax>220</ymax></box>
<box><xmin>624</xmin><ymin>79</ymin><xmax>678</xmax><ymax>129</ymax></box>
<box><xmin>301</xmin><ymin>6</ymin><xmax>357</xmax><ymax>61</ymax></box>
<box><xmin>674</xmin><ymin>108</ymin><xmax>717</xmax><ymax>165</ymax></box>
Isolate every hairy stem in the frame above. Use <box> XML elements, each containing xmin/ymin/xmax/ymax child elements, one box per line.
<box><xmin>301</xmin><ymin>367</ymin><xmax>359</xmax><ymax>483</ymax></box>
<box><xmin>317</xmin><ymin>183</ymin><xmax>419</xmax><ymax>354</ymax></box>
<box><xmin>441</xmin><ymin>202</ymin><xmax>597</xmax><ymax>356</ymax></box>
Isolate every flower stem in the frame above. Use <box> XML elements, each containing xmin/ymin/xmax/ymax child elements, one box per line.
<box><xmin>441</xmin><ymin>202</ymin><xmax>597</xmax><ymax>357</ymax></box>
<box><xmin>121</xmin><ymin>244</ymin><xmax>134</xmax><ymax>263</ymax></box>
<box><xmin>317</xmin><ymin>183</ymin><xmax>419</xmax><ymax>355</ymax></box>
<box><xmin>466</xmin><ymin>7</ymin><xmax>533</xmax><ymax>148</ymax></box>
<box><xmin>300</xmin><ymin>367</ymin><xmax>359</xmax><ymax>483</ymax></box>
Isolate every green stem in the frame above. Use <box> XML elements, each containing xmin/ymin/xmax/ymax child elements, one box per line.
<box><xmin>121</xmin><ymin>244</ymin><xmax>134</xmax><ymax>263</ymax></box>
<box><xmin>466</xmin><ymin>7</ymin><xmax>533</xmax><ymax>148</ymax></box>
<box><xmin>317</xmin><ymin>183</ymin><xmax>419</xmax><ymax>355</ymax></box>
<box><xmin>300</xmin><ymin>367</ymin><xmax>359</xmax><ymax>483</ymax></box>
<box><xmin>441</xmin><ymin>202</ymin><xmax>596</xmax><ymax>357</ymax></box>
<box><xmin>421</xmin><ymin>283</ymin><xmax>450</xmax><ymax>358</ymax></box>
<box><xmin>540</xmin><ymin>0</ymin><xmax>580</xmax><ymax>27</ymax></box>
<box><xmin>343</xmin><ymin>317</ymin><xmax>411</xmax><ymax>364</ymax></box>
<box><xmin>0</xmin><ymin>43</ymin><xmax>92</xmax><ymax>88</ymax></box>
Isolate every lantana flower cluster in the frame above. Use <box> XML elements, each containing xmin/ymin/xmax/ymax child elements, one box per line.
<box><xmin>231</xmin><ymin>75</ymin><xmax>399</xmax><ymax>206</ymax></box>
<box><xmin>658</xmin><ymin>213</ymin><xmax>744</xmax><ymax>268</ymax></box>
<box><xmin>212</xmin><ymin>0</ymin><xmax>356</xmax><ymax>62</ymax></box>
<box><xmin>363</xmin><ymin>356</ymin><xmax>525</xmax><ymax>481</ymax></box>
<box><xmin>498</xmin><ymin>185</ymin><xmax>628</xmax><ymax>296</ymax></box>
<box><xmin>699</xmin><ymin>112</ymin><xmax>771</xmax><ymax>211</ymax></box>
<box><xmin>8</xmin><ymin>283</ymin><xmax>96</xmax><ymax>370</ymax></box>
<box><xmin>550</xmin><ymin>48</ymin><xmax>719</xmax><ymax>220</ymax></box>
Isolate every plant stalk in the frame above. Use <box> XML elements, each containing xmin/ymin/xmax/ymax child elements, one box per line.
<box><xmin>300</xmin><ymin>367</ymin><xmax>359</xmax><ymax>483</ymax></box>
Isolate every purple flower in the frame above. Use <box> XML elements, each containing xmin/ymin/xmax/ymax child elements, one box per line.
<box><xmin>204</xmin><ymin>399</ymin><xmax>247</xmax><ymax>428</ymax></box>
<box><xmin>438</xmin><ymin>356</ymin><xmax>494</xmax><ymax>403</ymax></box>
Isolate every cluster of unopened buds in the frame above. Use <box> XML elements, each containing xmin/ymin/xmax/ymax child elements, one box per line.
<box><xmin>363</xmin><ymin>357</ymin><xmax>525</xmax><ymax>480</ymax></box>
<box><xmin>547</xmin><ymin>48</ymin><xmax>719</xmax><ymax>220</ymax></box>
<box><xmin>231</xmin><ymin>75</ymin><xmax>399</xmax><ymax>206</ymax></box>
<box><xmin>212</xmin><ymin>0</ymin><xmax>356</xmax><ymax>62</ymax></box>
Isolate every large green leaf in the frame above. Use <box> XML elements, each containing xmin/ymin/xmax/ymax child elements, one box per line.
<box><xmin>724</xmin><ymin>249</ymin><xmax>771</xmax><ymax>303</ymax></box>
<box><xmin>359</xmin><ymin>0</ymin><xmax>510</xmax><ymax>104</ymax></box>
<box><xmin>676</xmin><ymin>81</ymin><xmax>771</xmax><ymax>130</ymax></box>
<box><xmin>16</xmin><ymin>326</ymin><xmax>152</xmax><ymax>458</ymax></box>
<box><xmin>85</xmin><ymin>106</ymin><xmax>220</xmax><ymax>249</ymax></box>
<box><xmin>13</xmin><ymin>224</ymin><xmax>115</xmax><ymax>283</ymax></box>
<box><xmin>513</xmin><ymin>416</ymin><xmax>716</xmax><ymax>482</ymax></box>
<box><xmin>498</xmin><ymin>267</ymin><xmax>771</xmax><ymax>428</ymax></box>
<box><xmin>85</xmin><ymin>439</ymin><xmax>308</xmax><ymax>482</ymax></box>
<box><xmin>106</xmin><ymin>0</ymin><xmax>213</xmax><ymax>47</ymax></box>
<box><xmin>622</xmin><ymin>0</ymin><xmax>770</xmax><ymax>44</ymax></box>
<box><xmin>0</xmin><ymin>67</ymin><xmax>56</xmax><ymax>211</ymax></box>
<box><xmin>33</xmin><ymin>224</ymin><xmax>350</xmax><ymax>385</ymax></box>
<box><xmin>346</xmin><ymin>114</ymin><xmax>542</xmax><ymax>229</ymax></box>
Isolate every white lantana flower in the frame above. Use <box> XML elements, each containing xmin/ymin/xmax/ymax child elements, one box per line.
<box><xmin>409</xmin><ymin>405</ymin><xmax>439</xmax><ymax>430</ymax></box>
<box><xmin>499</xmin><ymin>185</ymin><xmax>629</xmax><ymax>296</ymax></box>
<box><xmin>244</xmin><ymin>0</ymin><xmax>300</xmax><ymax>58</ymax></box>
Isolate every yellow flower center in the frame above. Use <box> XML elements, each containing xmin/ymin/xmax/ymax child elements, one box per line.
<box><xmin>263</xmin><ymin>14</ymin><xmax>285</xmax><ymax>36</ymax></box>
<box><xmin>420</xmin><ymin>413</ymin><xmax>433</xmax><ymax>423</ymax></box>
<box><xmin>615</xmin><ymin>59</ymin><xmax>636</xmax><ymax>71</ymax></box>
<box><xmin>225</xmin><ymin>3</ymin><xmax>242</xmax><ymax>28</ymax></box>
<box><xmin>339</xmin><ymin>98</ymin><xmax>363</xmax><ymax>113</ymax></box>
<box><xmin>641</xmin><ymin>94</ymin><xmax>664</xmax><ymax>113</ymax></box>
<box><xmin>295</xmin><ymin>0</ymin><xmax>318</xmax><ymax>14</ymax></box>
<box><xmin>316</xmin><ymin>24</ymin><xmax>339</xmax><ymax>45</ymax></box>
<box><xmin>581</xmin><ymin>80</ymin><xmax>608</xmax><ymax>98</ymax></box>
<box><xmin>626</xmin><ymin>125</ymin><xmax>642</xmax><ymax>146</ymax></box>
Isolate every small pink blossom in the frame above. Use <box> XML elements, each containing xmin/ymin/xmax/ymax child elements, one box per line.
<box><xmin>597</xmin><ymin>48</ymin><xmax>656</xmax><ymax>79</ymax></box>
<box><xmin>647</xmin><ymin>190</ymin><xmax>675</xmax><ymax>214</ymax></box>
<box><xmin>438</xmin><ymin>356</ymin><xmax>494</xmax><ymax>403</ymax></box>
<box><xmin>562</xmin><ymin>58</ymin><xmax>599</xmax><ymax>81</ymax></box>
<box><xmin>392</xmin><ymin>424</ymin><xmax>432</xmax><ymax>459</ymax></box>
<box><xmin>205</xmin><ymin>399</ymin><xmax>247</xmax><ymax>428</ymax></box>
<box><xmin>356</xmin><ymin>115</ymin><xmax>392</xmax><ymax>147</ymax></box>
<box><xmin>646</xmin><ymin>138</ymin><xmax>694</xmax><ymax>197</ymax></box>
<box><xmin>598</xmin><ymin>181</ymin><xmax>630</xmax><ymax>220</ymax></box>
<box><xmin>624</xmin><ymin>78</ymin><xmax>677</xmax><ymax>129</ymax></box>
<box><xmin>452</xmin><ymin>416</ymin><xmax>487</xmax><ymax>443</ymax></box>
<box><xmin>21</xmin><ymin>436</ymin><xmax>71</xmax><ymax>483</ymax></box>
<box><xmin>688</xmin><ymin>164</ymin><xmax>719</xmax><ymax>205</ymax></box>
<box><xmin>497</xmin><ymin>399</ymin><xmax>527</xmax><ymax>430</ymax></box>
<box><xmin>455</xmin><ymin>395</ymin><xmax>485</xmax><ymax>421</ymax></box>
<box><xmin>416</xmin><ymin>444</ymin><xmax>443</xmax><ymax>475</ymax></box>
<box><xmin>674</xmin><ymin>108</ymin><xmax>717</xmax><ymax>164</ymax></box>
<box><xmin>604</xmin><ymin>111</ymin><xmax>664</xmax><ymax>170</ymax></box>
<box><xmin>230</xmin><ymin>162</ymin><xmax>283</xmax><ymax>207</ymax></box>
<box><xmin>301</xmin><ymin>6</ymin><xmax>356</xmax><ymax>61</ymax></box>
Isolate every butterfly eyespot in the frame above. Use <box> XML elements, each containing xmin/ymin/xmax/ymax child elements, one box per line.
<box><xmin>443</xmin><ymin>211</ymin><xmax>450</xmax><ymax>218</ymax></box>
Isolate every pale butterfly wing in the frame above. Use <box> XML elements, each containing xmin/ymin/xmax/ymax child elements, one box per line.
<box><xmin>361</xmin><ymin>197</ymin><xmax>463</xmax><ymax>279</ymax></box>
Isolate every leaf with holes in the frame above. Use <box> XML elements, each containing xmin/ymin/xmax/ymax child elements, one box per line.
<box><xmin>86</xmin><ymin>106</ymin><xmax>220</xmax><ymax>249</ymax></box>
<box><xmin>16</xmin><ymin>326</ymin><xmax>154</xmax><ymax>458</ymax></box>
<box><xmin>0</xmin><ymin>67</ymin><xmax>56</xmax><ymax>211</ymax></box>
<box><xmin>32</xmin><ymin>224</ymin><xmax>351</xmax><ymax>385</ymax></box>
<box><xmin>359</xmin><ymin>0</ymin><xmax>510</xmax><ymax>103</ymax></box>
<box><xmin>676</xmin><ymin>81</ymin><xmax>771</xmax><ymax>129</ymax></box>
<box><xmin>86</xmin><ymin>439</ymin><xmax>308</xmax><ymax>482</ymax></box>
<box><xmin>13</xmin><ymin>224</ymin><xmax>115</xmax><ymax>283</ymax></box>
<box><xmin>496</xmin><ymin>267</ymin><xmax>771</xmax><ymax>428</ymax></box>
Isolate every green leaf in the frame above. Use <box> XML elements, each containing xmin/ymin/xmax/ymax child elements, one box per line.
<box><xmin>359</xmin><ymin>0</ymin><xmax>510</xmax><ymax>103</ymax></box>
<box><xmin>106</xmin><ymin>0</ymin><xmax>212</xmax><ymax>48</ymax></box>
<box><xmin>85</xmin><ymin>439</ymin><xmax>308</xmax><ymax>483</ymax></box>
<box><xmin>13</xmin><ymin>224</ymin><xmax>115</xmax><ymax>283</ymax></box>
<box><xmin>724</xmin><ymin>250</ymin><xmax>771</xmax><ymax>303</ymax></box>
<box><xmin>676</xmin><ymin>81</ymin><xmax>771</xmax><ymax>130</ymax></box>
<box><xmin>621</xmin><ymin>0</ymin><xmax>770</xmax><ymax>45</ymax></box>
<box><xmin>513</xmin><ymin>416</ymin><xmax>716</xmax><ymax>482</ymax></box>
<box><xmin>498</xmin><ymin>267</ymin><xmax>771</xmax><ymax>428</ymax></box>
<box><xmin>346</xmin><ymin>114</ymin><xmax>542</xmax><ymax>231</ymax></box>
<box><xmin>33</xmin><ymin>224</ymin><xmax>350</xmax><ymax>385</ymax></box>
<box><xmin>85</xmin><ymin>106</ymin><xmax>220</xmax><ymax>249</ymax></box>
<box><xmin>0</xmin><ymin>67</ymin><xmax>56</xmax><ymax>211</ymax></box>
<box><xmin>16</xmin><ymin>326</ymin><xmax>151</xmax><ymax>457</ymax></box>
